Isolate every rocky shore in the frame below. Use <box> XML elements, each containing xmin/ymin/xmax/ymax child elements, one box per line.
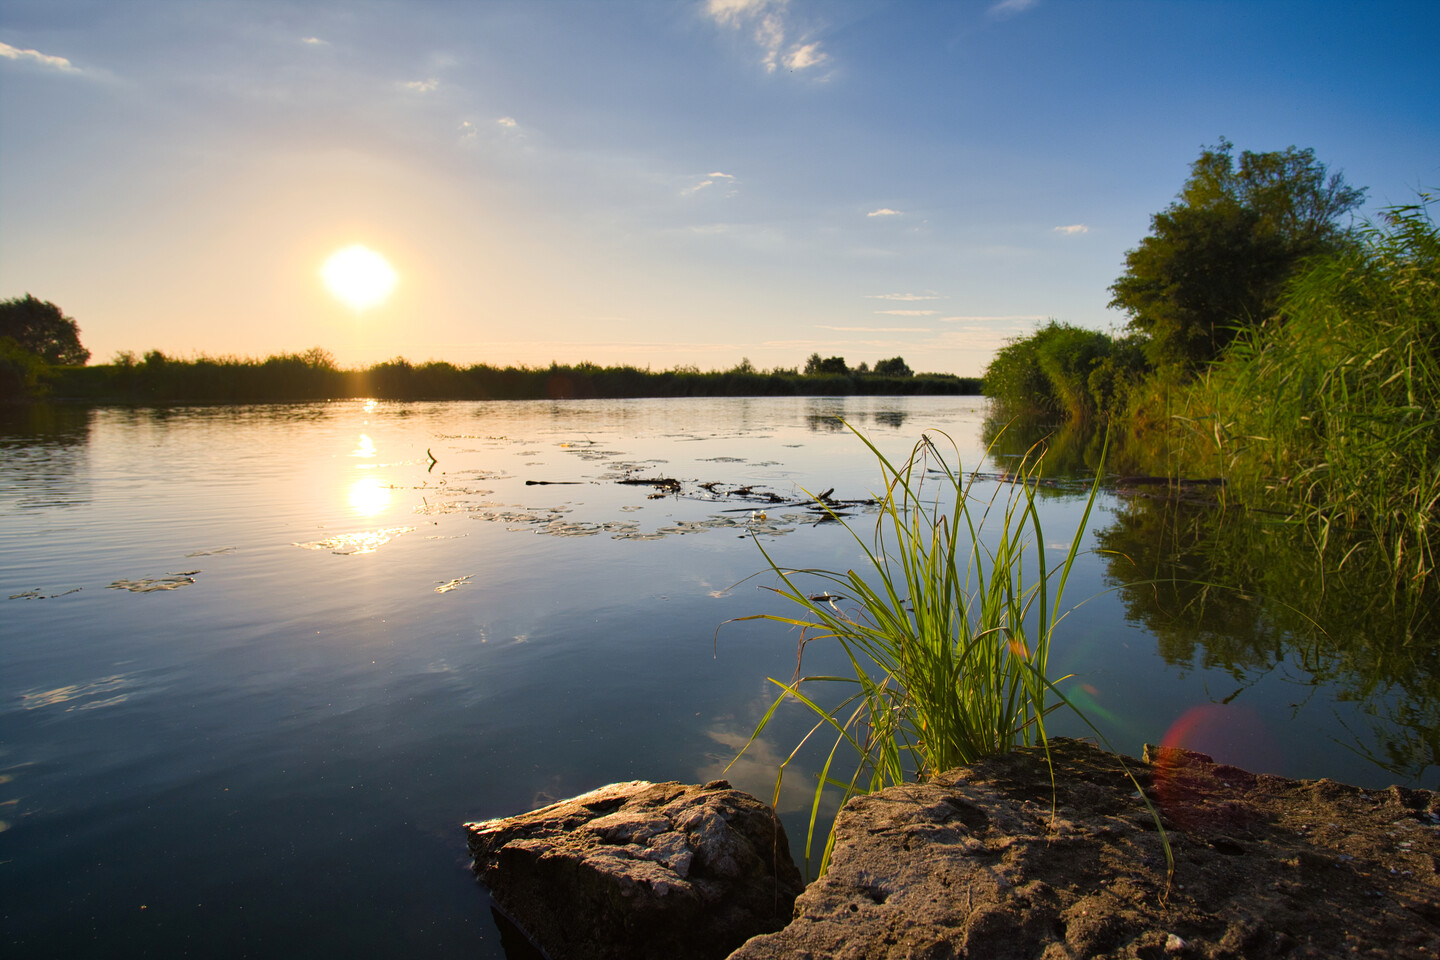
<box><xmin>466</xmin><ymin>738</ymin><xmax>1440</xmax><ymax>959</ymax></box>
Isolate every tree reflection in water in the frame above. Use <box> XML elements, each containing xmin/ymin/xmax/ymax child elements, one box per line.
<box><xmin>985</xmin><ymin>414</ymin><xmax>1439</xmax><ymax>785</ymax></box>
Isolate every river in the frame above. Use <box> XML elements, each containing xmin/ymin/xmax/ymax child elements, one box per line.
<box><xmin>2</xmin><ymin>396</ymin><xmax>1434</xmax><ymax>957</ymax></box>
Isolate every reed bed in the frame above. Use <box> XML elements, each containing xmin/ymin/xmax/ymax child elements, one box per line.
<box><xmin>1192</xmin><ymin>199</ymin><xmax>1439</xmax><ymax>588</ymax></box>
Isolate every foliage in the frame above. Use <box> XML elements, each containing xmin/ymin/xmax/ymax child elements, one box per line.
<box><xmin>45</xmin><ymin>351</ymin><xmax>982</xmax><ymax>404</ymax></box>
<box><xmin>983</xmin><ymin>321</ymin><xmax>1128</xmax><ymax>420</ymax></box>
<box><xmin>0</xmin><ymin>294</ymin><xmax>90</xmax><ymax>366</ymax></box>
<box><xmin>1109</xmin><ymin>139</ymin><xmax>1365</xmax><ymax>370</ymax></box>
<box><xmin>804</xmin><ymin>354</ymin><xmax>850</xmax><ymax>376</ymax></box>
<box><xmin>873</xmin><ymin>356</ymin><xmax>913</xmax><ymax>378</ymax></box>
<box><xmin>726</xmin><ymin>425</ymin><xmax>1126</xmax><ymax>875</ymax></box>
<box><xmin>1189</xmin><ymin>197</ymin><xmax>1440</xmax><ymax>586</ymax></box>
<box><xmin>0</xmin><ymin>336</ymin><xmax>49</xmax><ymax>400</ymax></box>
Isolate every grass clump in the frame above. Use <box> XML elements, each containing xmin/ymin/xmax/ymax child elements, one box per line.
<box><xmin>726</xmin><ymin>423</ymin><xmax>1118</xmax><ymax>875</ymax></box>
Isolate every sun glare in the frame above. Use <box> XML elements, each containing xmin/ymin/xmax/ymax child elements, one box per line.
<box><xmin>322</xmin><ymin>245</ymin><xmax>398</xmax><ymax>311</ymax></box>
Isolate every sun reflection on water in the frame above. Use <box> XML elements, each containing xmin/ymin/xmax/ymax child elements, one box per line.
<box><xmin>352</xmin><ymin>434</ymin><xmax>377</xmax><ymax>458</ymax></box>
<box><xmin>348</xmin><ymin>475</ymin><xmax>392</xmax><ymax>517</ymax></box>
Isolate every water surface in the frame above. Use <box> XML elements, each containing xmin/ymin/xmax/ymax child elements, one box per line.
<box><xmin>1</xmin><ymin>397</ymin><xmax>1433</xmax><ymax>957</ymax></box>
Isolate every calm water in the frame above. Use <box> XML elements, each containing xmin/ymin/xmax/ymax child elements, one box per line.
<box><xmin>2</xmin><ymin>397</ymin><xmax>1434</xmax><ymax>957</ymax></box>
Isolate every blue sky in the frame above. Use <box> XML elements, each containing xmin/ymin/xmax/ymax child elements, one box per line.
<box><xmin>1</xmin><ymin>0</ymin><xmax>1435</xmax><ymax>375</ymax></box>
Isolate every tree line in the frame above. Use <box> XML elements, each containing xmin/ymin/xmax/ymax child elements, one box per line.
<box><xmin>0</xmin><ymin>322</ymin><xmax>978</xmax><ymax>403</ymax></box>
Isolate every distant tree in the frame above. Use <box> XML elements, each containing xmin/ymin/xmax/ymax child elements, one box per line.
<box><xmin>0</xmin><ymin>294</ymin><xmax>90</xmax><ymax>365</ymax></box>
<box><xmin>730</xmin><ymin>357</ymin><xmax>757</xmax><ymax>375</ymax></box>
<box><xmin>1109</xmin><ymin>139</ymin><xmax>1365</xmax><ymax>370</ymax></box>
<box><xmin>0</xmin><ymin>337</ymin><xmax>47</xmax><ymax>399</ymax></box>
<box><xmin>804</xmin><ymin>354</ymin><xmax>848</xmax><ymax>375</ymax></box>
<box><xmin>873</xmin><ymin>356</ymin><xmax>913</xmax><ymax>378</ymax></box>
<box><xmin>300</xmin><ymin>346</ymin><xmax>337</xmax><ymax>369</ymax></box>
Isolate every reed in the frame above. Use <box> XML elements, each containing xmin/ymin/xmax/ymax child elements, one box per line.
<box><xmin>726</xmin><ymin>423</ymin><xmax>1144</xmax><ymax>876</ymax></box>
<box><xmin>1195</xmin><ymin>199</ymin><xmax>1439</xmax><ymax>587</ymax></box>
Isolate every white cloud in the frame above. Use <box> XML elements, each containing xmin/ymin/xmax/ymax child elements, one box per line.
<box><xmin>684</xmin><ymin>179</ymin><xmax>717</xmax><ymax>195</ymax></box>
<box><xmin>707</xmin><ymin>172</ymin><xmax>735</xmax><ymax>179</ymax></box>
<box><xmin>869</xmin><ymin>293</ymin><xmax>940</xmax><ymax>301</ymax></box>
<box><xmin>1053</xmin><ymin>224</ymin><xmax>1088</xmax><ymax>235</ymax></box>
<box><xmin>705</xmin><ymin>0</ymin><xmax>830</xmax><ymax>75</ymax></box>
<box><xmin>783</xmin><ymin>41</ymin><xmax>828</xmax><ymax>71</ymax></box>
<box><xmin>301</xmin><ymin>37</ymin><xmax>328</xmax><ymax>46</ymax></box>
<box><xmin>876</xmin><ymin>309</ymin><xmax>937</xmax><ymax>316</ymax></box>
<box><xmin>867</xmin><ymin>208</ymin><xmax>902</xmax><ymax>217</ymax></box>
<box><xmin>989</xmin><ymin>0</ymin><xmax>1039</xmax><ymax>19</ymax></box>
<box><xmin>0</xmin><ymin>41</ymin><xmax>81</xmax><ymax>74</ymax></box>
<box><xmin>706</xmin><ymin>0</ymin><xmax>771</xmax><ymax>28</ymax></box>
<box><xmin>401</xmin><ymin>78</ymin><xmax>440</xmax><ymax>93</ymax></box>
<box><xmin>497</xmin><ymin>116</ymin><xmax>518</xmax><ymax>128</ymax></box>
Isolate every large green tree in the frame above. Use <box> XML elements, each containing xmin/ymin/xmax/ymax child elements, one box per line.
<box><xmin>0</xmin><ymin>294</ymin><xmax>90</xmax><ymax>365</ymax></box>
<box><xmin>1109</xmin><ymin>139</ymin><xmax>1365</xmax><ymax>370</ymax></box>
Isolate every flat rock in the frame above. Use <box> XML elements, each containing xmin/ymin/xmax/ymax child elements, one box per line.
<box><xmin>466</xmin><ymin>779</ymin><xmax>802</xmax><ymax>960</ymax></box>
<box><xmin>729</xmin><ymin>738</ymin><xmax>1440</xmax><ymax>959</ymax></box>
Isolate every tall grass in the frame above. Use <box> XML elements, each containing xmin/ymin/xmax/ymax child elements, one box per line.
<box><xmin>726</xmin><ymin>423</ymin><xmax>1147</xmax><ymax>876</ymax></box>
<box><xmin>1195</xmin><ymin>199</ymin><xmax>1440</xmax><ymax>586</ymax></box>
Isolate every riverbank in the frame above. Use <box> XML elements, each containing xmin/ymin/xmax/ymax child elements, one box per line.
<box><xmin>468</xmin><ymin>739</ymin><xmax>1440</xmax><ymax>959</ymax></box>
<box><xmin>733</xmin><ymin>737</ymin><xmax>1440</xmax><ymax>958</ymax></box>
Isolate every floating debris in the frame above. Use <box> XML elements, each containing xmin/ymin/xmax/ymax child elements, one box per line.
<box><xmin>8</xmin><ymin>587</ymin><xmax>82</xmax><ymax>600</ymax></box>
<box><xmin>434</xmin><ymin>575</ymin><xmax>473</xmax><ymax>594</ymax></box>
<box><xmin>619</xmin><ymin>476</ymin><xmax>682</xmax><ymax>494</ymax></box>
<box><xmin>185</xmin><ymin>547</ymin><xmax>236</xmax><ymax>557</ymax></box>
<box><xmin>108</xmin><ymin>571</ymin><xmax>200</xmax><ymax>593</ymax></box>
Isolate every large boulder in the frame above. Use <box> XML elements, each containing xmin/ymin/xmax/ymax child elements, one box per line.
<box><xmin>729</xmin><ymin>738</ymin><xmax>1440</xmax><ymax>959</ymax></box>
<box><xmin>465</xmin><ymin>779</ymin><xmax>803</xmax><ymax>960</ymax></box>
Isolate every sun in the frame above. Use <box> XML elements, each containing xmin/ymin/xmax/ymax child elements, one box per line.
<box><xmin>321</xmin><ymin>245</ymin><xmax>398</xmax><ymax>311</ymax></box>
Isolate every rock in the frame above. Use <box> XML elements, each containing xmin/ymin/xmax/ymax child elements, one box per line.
<box><xmin>465</xmin><ymin>779</ymin><xmax>803</xmax><ymax>960</ymax></box>
<box><xmin>728</xmin><ymin>738</ymin><xmax>1440</xmax><ymax>960</ymax></box>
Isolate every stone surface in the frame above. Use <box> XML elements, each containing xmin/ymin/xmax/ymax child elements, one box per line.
<box><xmin>728</xmin><ymin>738</ymin><xmax>1440</xmax><ymax>960</ymax></box>
<box><xmin>465</xmin><ymin>779</ymin><xmax>803</xmax><ymax>960</ymax></box>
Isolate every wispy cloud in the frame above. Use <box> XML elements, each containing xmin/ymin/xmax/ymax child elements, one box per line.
<box><xmin>0</xmin><ymin>41</ymin><xmax>81</xmax><ymax>74</ymax></box>
<box><xmin>1053</xmin><ymin>224</ymin><xmax>1088</xmax><ymax>235</ymax></box>
<box><xmin>401</xmin><ymin>78</ymin><xmax>440</xmax><ymax>93</ymax></box>
<box><xmin>867</xmin><ymin>208</ymin><xmax>902</xmax><ymax>217</ymax></box>
<box><xmin>816</xmin><ymin>325</ymin><xmax>931</xmax><ymax>333</ymax></box>
<box><xmin>939</xmin><ymin>315</ymin><xmax>1048</xmax><ymax>323</ymax></box>
<box><xmin>300</xmin><ymin>37</ymin><xmax>328</xmax><ymax>46</ymax></box>
<box><xmin>876</xmin><ymin>309</ymin><xmax>937</xmax><ymax>317</ymax></box>
<box><xmin>683</xmin><ymin>171</ymin><xmax>736</xmax><ymax>196</ymax></box>
<box><xmin>705</xmin><ymin>0</ymin><xmax>831</xmax><ymax>75</ymax></box>
<box><xmin>783</xmin><ymin>42</ymin><xmax>826</xmax><ymax>71</ymax></box>
<box><xmin>868</xmin><ymin>293</ymin><xmax>940</xmax><ymax>301</ymax></box>
<box><xmin>497</xmin><ymin>116</ymin><xmax>518</xmax><ymax>128</ymax></box>
<box><xmin>989</xmin><ymin>0</ymin><xmax>1039</xmax><ymax>19</ymax></box>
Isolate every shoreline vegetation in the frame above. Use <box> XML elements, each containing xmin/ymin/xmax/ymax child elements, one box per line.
<box><xmin>983</xmin><ymin>142</ymin><xmax>1436</xmax><ymax>596</ymax></box>
<box><xmin>1</xmin><ymin>348</ymin><xmax>980</xmax><ymax>405</ymax></box>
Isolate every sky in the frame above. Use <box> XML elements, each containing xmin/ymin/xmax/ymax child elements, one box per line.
<box><xmin>1</xmin><ymin>1</ymin><xmax>1435</xmax><ymax>376</ymax></box>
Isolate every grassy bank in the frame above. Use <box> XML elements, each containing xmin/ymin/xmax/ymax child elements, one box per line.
<box><xmin>25</xmin><ymin>352</ymin><xmax>980</xmax><ymax>404</ymax></box>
